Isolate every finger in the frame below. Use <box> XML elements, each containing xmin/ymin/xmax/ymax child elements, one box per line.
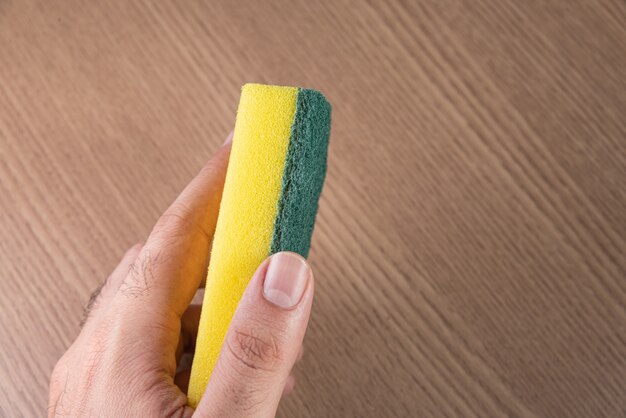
<box><xmin>181</xmin><ymin>304</ymin><xmax>201</xmax><ymax>352</ymax></box>
<box><xmin>176</xmin><ymin>304</ymin><xmax>202</xmax><ymax>363</ymax></box>
<box><xmin>81</xmin><ymin>243</ymin><xmax>143</xmax><ymax>328</ymax></box>
<box><xmin>113</xmin><ymin>138</ymin><xmax>231</xmax><ymax>322</ymax></box>
<box><xmin>197</xmin><ymin>252</ymin><xmax>314</xmax><ymax>417</ymax></box>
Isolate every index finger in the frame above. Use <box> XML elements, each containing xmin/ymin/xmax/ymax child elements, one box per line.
<box><xmin>113</xmin><ymin>136</ymin><xmax>231</xmax><ymax>322</ymax></box>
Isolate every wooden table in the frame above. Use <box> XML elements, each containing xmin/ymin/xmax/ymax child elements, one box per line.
<box><xmin>1</xmin><ymin>1</ymin><xmax>625</xmax><ymax>417</ymax></box>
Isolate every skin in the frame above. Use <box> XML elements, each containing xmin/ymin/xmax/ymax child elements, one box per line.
<box><xmin>48</xmin><ymin>134</ymin><xmax>314</xmax><ymax>417</ymax></box>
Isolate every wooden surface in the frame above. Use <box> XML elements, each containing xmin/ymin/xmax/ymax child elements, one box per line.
<box><xmin>1</xmin><ymin>1</ymin><xmax>625</xmax><ymax>417</ymax></box>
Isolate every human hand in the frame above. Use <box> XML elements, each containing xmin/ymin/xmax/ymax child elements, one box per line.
<box><xmin>48</xmin><ymin>134</ymin><xmax>314</xmax><ymax>417</ymax></box>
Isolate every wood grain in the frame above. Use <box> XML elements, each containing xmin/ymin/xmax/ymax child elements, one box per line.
<box><xmin>1</xmin><ymin>1</ymin><xmax>625</xmax><ymax>416</ymax></box>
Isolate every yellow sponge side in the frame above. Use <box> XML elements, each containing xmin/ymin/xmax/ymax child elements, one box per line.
<box><xmin>187</xmin><ymin>84</ymin><xmax>298</xmax><ymax>407</ymax></box>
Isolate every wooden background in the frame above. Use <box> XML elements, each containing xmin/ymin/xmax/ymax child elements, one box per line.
<box><xmin>1</xmin><ymin>1</ymin><xmax>625</xmax><ymax>417</ymax></box>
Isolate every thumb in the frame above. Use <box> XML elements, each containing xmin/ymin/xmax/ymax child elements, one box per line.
<box><xmin>195</xmin><ymin>252</ymin><xmax>314</xmax><ymax>418</ymax></box>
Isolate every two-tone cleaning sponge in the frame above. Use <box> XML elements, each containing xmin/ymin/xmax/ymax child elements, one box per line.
<box><xmin>188</xmin><ymin>83</ymin><xmax>331</xmax><ymax>406</ymax></box>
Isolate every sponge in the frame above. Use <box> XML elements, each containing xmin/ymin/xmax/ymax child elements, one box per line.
<box><xmin>187</xmin><ymin>83</ymin><xmax>331</xmax><ymax>406</ymax></box>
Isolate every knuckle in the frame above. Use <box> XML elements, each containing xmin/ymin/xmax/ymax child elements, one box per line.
<box><xmin>119</xmin><ymin>250</ymin><xmax>160</xmax><ymax>298</ymax></box>
<box><xmin>225</xmin><ymin>325</ymin><xmax>283</xmax><ymax>373</ymax></box>
<box><xmin>199</xmin><ymin>158</ymin><xmax>220</xmax><ymax>178</ymax></box>
<box><xmin>154</xmin><ymin>202</ymin><xmax>210</xmax><ymax>241</ymax></box>
<box><xmin>154</xmin><ymin>203</ymin><xmax>194</xmax><ymax>238</ymax></box>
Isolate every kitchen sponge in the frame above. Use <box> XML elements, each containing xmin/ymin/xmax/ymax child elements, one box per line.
<box><xmin>187</xmin><ymin>83</ymin><xmax>331</xmax><ymax>407</ymax></box>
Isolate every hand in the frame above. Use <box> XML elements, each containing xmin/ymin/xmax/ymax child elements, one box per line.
<box><xmin>48</xmin><ymin>134</ymin><xmax>315</xmax><ymax>417</ymax></box>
